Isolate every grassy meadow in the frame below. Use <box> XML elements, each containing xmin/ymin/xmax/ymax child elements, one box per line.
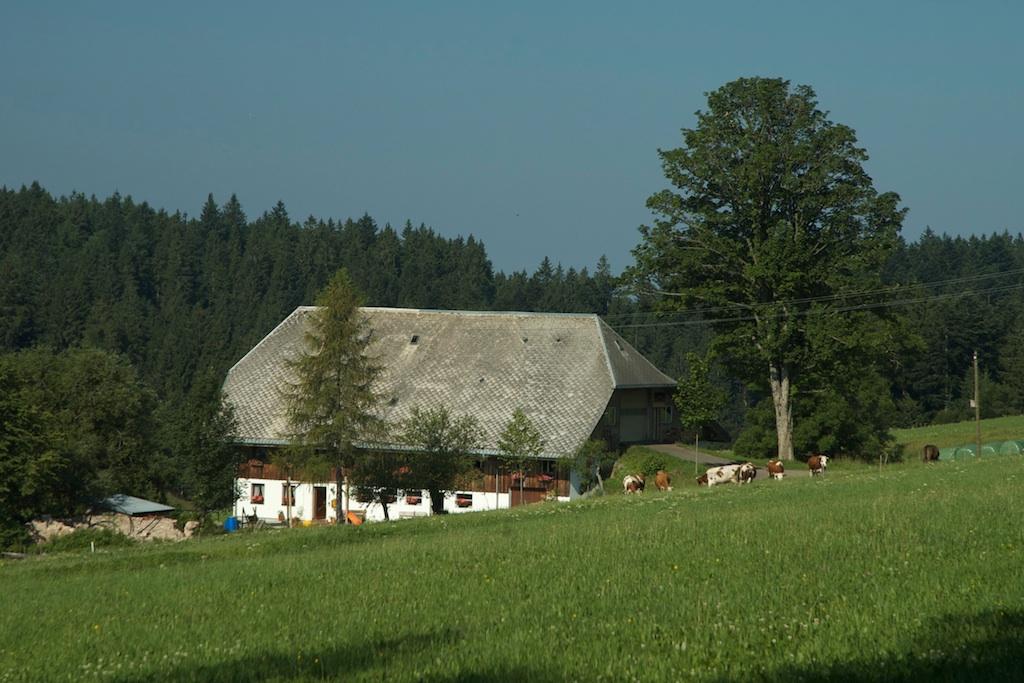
<box><xmin>892</xmin><ymin>414</ymin><xmax>1024</xmax><ymax>458</ymax></box>
<box><xmin>4</xmin><ymin>454</ymin><xmax>1024</xmax><ymax>681</ymax></box>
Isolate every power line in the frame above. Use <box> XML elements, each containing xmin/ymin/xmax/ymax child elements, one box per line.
<box><xmin>602</xmin><ymin>266</ymin><xmax>1024</xmax><ymax>323</ymax></box>
<box><xmin>611</xmin><ymin>281</ymin><xmax>1024</xmax><ymax>330</ymax></box>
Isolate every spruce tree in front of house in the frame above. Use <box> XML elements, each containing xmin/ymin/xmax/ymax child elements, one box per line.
<box><xmin>281</xmin><ymin>269</ymin><xmax>384</xmax><ymax>524</ymax></box>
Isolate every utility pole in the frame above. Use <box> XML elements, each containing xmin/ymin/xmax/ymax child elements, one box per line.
<box><xmin>974</xmin><ymin>350</ymin><xmax>981</xmax><ymax>458</ymax></box>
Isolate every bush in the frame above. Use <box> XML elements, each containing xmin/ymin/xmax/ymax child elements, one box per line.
<box><xmin>31</xmin><ymin>528</ymin><xmax>133</xmax><ymax>554</ymax></box>
<box><xmin>0</xmin><ymin>523</ymin><xmax>31</xmax><ymax>553</ymax></box>
<box><xmin>612</xmin><ymin>447</ymin><xmax>672</xmax><ymax>478</ymax></box>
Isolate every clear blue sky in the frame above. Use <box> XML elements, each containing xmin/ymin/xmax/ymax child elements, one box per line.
<box><xmin>2</xmin><ymin>2</ymin><xmax>1021</xmax><ymax>273</ymax></box>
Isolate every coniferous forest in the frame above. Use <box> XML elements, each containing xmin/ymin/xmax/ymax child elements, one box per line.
<box><xmin>4</xmin><ymin>182</ymin><xmax>1024</xmax><ymax>537</ymax></box>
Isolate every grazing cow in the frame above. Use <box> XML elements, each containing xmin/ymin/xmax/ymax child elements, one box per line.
<box><xmin>738</xmin><ymin>462</ymin><xmax>756</xmax><ymax>484</ymax></box>
<box><xmin>766</xmin><ymin>459</ymin><xmax>785</xmax><ymax>480</ymax></box>
<box><xmin>808</xmin><ymin>454</ymin><xmax>829</xmax><ymax>476</ymax></box>
<box><xmin>655</xmin><ymin>470</ymin><xmax>673</xmax><ymax>491</ymax></box>
<box><xmin>696</xmin><ymin>473</ymin><xmax>709</xmax><ymax>486</ymax></box>
<box><xmin>922</xmin><ymin>444</ymin><xmax>940</xmax><ymax>463</ymax></box>
<box><xmin>623</xmin><ymin>474</ymin><xmax>645</xmax><ymax>494</ymax></box>
<box><xmin>702</xmin><ymin>464</ymin><xmax>744</xmax><ymax>487</ymax></box>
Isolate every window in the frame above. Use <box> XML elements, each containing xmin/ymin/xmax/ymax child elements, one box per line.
<box><xmin>538</xmin><ymin>459</ymin><xmax>556</xmax><ymax>484</ymax></box>
<box><xmin>455</xmin><ymin>493</ymin><xmax>473</xmax><ymax>508</ymax></box>
<box><xmin>410</xmin><ymin>334</ymin><xmax>419</xmax><ymax>344</ymax></box>
<box><xmin>659</xmin><ymin>406</ymin><xmax>673</xmax><ymax>424</ymax></box>
<box><xmin>250</xmin><ymin>483</ymin><xmax>265</xmax><ymax>504</ymax></box>
<box><xmin>281</xmin><ymin>483</ymin><xmax>297</xmax><ymax>506</ymax></box>
<box><xmin>404</xmin><ymin>489</ymin><xmax>423</xmax><ymax>505</ymax></box>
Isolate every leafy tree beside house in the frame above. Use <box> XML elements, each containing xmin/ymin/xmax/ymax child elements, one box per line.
<box><xmin>498</xmin><ymin>408</ymin><xmax>544</xmax><ymax>506</ymax></box>
<box><xmin>675</xmin><ymin>352</ymin><xmax>726</xmax><ymax>472</ymax></box>
<box><xmin>571</xmin><ymin>439</ymin><xmax>616</xmax><ymax>495</ymax></box>
<box><xmin>281</xmin><ymin>269</ymin><xmax>384</xmax><ymax>523</ymax></box>
<box><xmin>161</xmin><ymin>370</ymin><xmax>242</xmax><ymax>519</ymax></box>
<box><xmin>632</xmin><ymin>77</ymin><xmax>904</xmax><ymax>459</ymax></box>
<box><xmin>400</xmin><ymin>406</ymin><xmax>484</xmax><ymax>515</ymax></box>
<box><xmin>0</xmin><ymin>348</ymin><xmax>160</xmax><ymax>547</ymax></box>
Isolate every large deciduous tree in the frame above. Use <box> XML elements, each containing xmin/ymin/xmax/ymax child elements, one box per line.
<box><xmin>633</xmin><ymin>77</ymin><xmax>904</xmax><ymax>460</ymax></box>
<box><xmin>281</xmin><ymin>269</ymin><xmax>384</xmax><ymax>522</ymax></box>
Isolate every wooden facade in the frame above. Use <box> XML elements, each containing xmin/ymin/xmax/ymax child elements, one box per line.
<box><xmin>238</xmin><ymin>449</ymin><xmax>570</xmax><ymax>502</ymax></box>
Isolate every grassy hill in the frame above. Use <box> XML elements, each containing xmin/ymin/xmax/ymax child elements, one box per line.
<box><xmin>3</xmin><ymin>456</ymin><xmax>1024</xmax><ymax>681</ymax></box>
<box><xmin>892</xmin><ymin>414</ymin><xmax>1024</xmax><ymax>458</ymax></box>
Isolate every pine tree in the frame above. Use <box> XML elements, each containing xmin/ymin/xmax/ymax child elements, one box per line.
<box><xmin>281</xmin><ymin>269</ymin><xmax>384</xmax><ymax>523</ymax></box>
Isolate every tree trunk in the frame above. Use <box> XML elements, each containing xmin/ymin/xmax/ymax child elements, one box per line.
<box><xmin>769</xmin><ymin>361</ymin><xmax>794</xmax><ymax>460</ymax></box>
<box><xmin>286</xmin><ymin>470</ymin><xmax>293</xmax><ymax>528</ymax></box>
<box><xmin>429</xmin><ymin>488</ymin><xmax>446</xmax><ymax>515</ymax></box>
<box><xmin>344</xmin><ymin>472</ymin><xmax>351</xmax><ymax>524</ymax></box>
<box><xmin>335</xmin><ymin>467</ymin><xmax>342</xmax><ymax>525</ymax></box>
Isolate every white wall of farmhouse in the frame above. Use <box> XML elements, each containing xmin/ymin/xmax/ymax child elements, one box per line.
<box><xmin>234</xmin><ymin>478</ymin><xmax>554</xmax><ymax>523</ymax></box>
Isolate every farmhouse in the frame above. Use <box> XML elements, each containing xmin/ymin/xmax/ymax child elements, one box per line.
<box><xmin>223</xmin><ymin>307</ymin><xmax>676</xmax><ymax>522</ymax></box>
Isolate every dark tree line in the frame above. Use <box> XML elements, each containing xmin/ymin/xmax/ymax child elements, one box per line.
<box><xmin>2</xmin><ymin>181</ymin><xmax>1024</xmax><ymax>538</ymax></box>
<box><xmin>0</xmin><ymin>184</ymin><xmax>622</xmax><ymax>404</ymax></box>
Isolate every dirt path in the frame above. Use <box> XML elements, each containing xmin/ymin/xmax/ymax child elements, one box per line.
<box><xmin>645</xmin><ymin>443</ymin><xmax>811</xmax><ymax>481</ymax></box>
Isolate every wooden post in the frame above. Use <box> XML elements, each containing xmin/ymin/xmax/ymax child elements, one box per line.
<box><xmin>974</xmin><ymin>350</ymin><xmax>981</xmax><ymax>458</ymax></box>
<box><xmin>286</xmin><ymin>470</ymin><xmax>293</xmax><ymax>528</ymax></box>
<box><xmin>494</xmin><ymin>458</ymin><xmax>500</xmax><ymax>510</ymax></box>
<box><xmin>694</xmin><ymin>433</ymin><xmax>700</xmax><ymax>477</ymax></box>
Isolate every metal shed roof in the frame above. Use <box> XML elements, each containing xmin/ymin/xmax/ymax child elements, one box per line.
<box><xmin>102</xmin><ymin>494</ymin><xmax>175</xmax><ymax>516</ymax></box>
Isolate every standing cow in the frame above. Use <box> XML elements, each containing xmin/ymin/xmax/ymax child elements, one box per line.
<box><xmin>623</xmin><ymin>474</ymin><xmax>645</xmax><ymax>494</ymax></box>
<box><xmin>655</xmin><ymin>470</ymin><xmax>673</xmax><ymax>491</ymax></box>
<box><xmin>766</xmin><ymin>459</ymin><xmax>785</xmax><ymax>480</ymax></box>
<box><xmin>922</xmin><ymin>444</ymin><xmax>940</xmax><ymax>463</ymax></box>
<box><xmin>808</xmin><ymin>454</ymin><xmax>829</xmax><ymax>476</ymax></box>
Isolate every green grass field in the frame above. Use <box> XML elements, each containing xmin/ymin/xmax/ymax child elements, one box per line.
<box><xmin>892</xmin><ymin>414</ymin><xmax>1024</xmax><ymax>458</ymax></box>
<box><xmin>3</xmin><ymin>455</ymin><xmax>1024</xmax><ymax>682</ymax></box>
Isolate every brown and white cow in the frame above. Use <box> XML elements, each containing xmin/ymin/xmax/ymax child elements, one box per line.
<box><xmin>808</xmin><ymin>454</ymin><xmax>829</xmax><ymax>476</ymax></box>
<box><xmin>655</xmin><ymin>470</ymin><xmax>673</xmax><ymax>491</ymax></box>
<box><xmin>766</xmin><ymin>459</ymin><xmax>785</xmax><ymax>480</ymax></box>
<box><xmin>623</xmin><ymin>474</ymin><xmax>645</xmax><ymax>494</ymax></box>
<box><xmin>701</xmin><ymin>463</ymin><xmax>756</xmax><ymax>487</ymax></box>
<box><xmin>922</xmin><ymin>444</ymin><xmax>940</xmax><ymax>463</ymax></box>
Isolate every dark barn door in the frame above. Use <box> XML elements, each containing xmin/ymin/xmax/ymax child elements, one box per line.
<box><xmin>313</xmin><ymin>486</ymin><xmax>327</xmax><ymax>520</ymax></box>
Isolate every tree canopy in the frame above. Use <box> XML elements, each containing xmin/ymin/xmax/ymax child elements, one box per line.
<box><xmin>400</xmin><ymin>406</ymin><xmax>484</xmax><ymax>515</ymax></box>
<box><xmin>633</xmin><ymin>77</ymin><xmax>905</xmax><ymax>459</ymax></box>
<box><xmin>498</xmin><ymin>409</ymin><xmax>545</xmax><ymax>505</ymax></box>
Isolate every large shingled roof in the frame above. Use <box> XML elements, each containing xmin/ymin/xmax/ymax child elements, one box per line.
<box><xmin>223</xmin><ymin>307</ymin><xmax>675</xmax><ymax>457</ymax></box>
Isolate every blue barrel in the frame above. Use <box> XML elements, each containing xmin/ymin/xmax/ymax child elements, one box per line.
<box><xmin>223</xmin><ymin>516</ymin><xmax>239</xmax><ymax>532</ymax></box>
